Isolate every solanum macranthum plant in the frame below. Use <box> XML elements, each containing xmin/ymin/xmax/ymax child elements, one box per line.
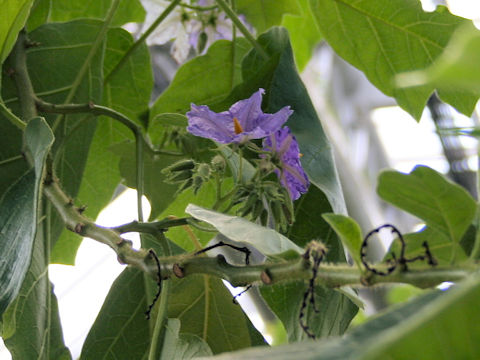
<box><xmin>1</xmin><ymin>0</ymin><xmax>480</xmax><ymax>359</ymax></box>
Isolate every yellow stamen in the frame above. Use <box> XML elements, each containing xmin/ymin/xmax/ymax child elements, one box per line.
<box><xmin>233</xmin><ymin>117</ymin><xmax>243</xmax><ymax>134</ymax></box>
<box><xmin>299</xmin><ymin>153</ymin><xmax>304</xmax><ymax>158</ymax></box>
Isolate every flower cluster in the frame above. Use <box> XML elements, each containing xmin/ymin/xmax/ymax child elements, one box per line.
<box><xmin>141</xmin><ymin>0</ymin><xmax>252</xmax><ymax>63</ymax></box>
<box><xmin>186</xmin><ymin>89</ymin><xmax>310</xmax><ymax>201</ymax></box>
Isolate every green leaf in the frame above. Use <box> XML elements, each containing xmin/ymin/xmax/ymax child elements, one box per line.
<box><xmin>0</xmin><ymin>0</ymin><xmax>35</xmax><ymax>64</ymax></box>
<box><xmin>160</xmin><ymin>319</ymin><xmax>213</xmax><ymax>360</ymax></box>
<box><xmin>0</xmin><ymin>117</ymin><xmax>53</xmax><ymax>316</ymax></box>
<box><xmin>396</xmin><ymin>23</ymin><xmax>480</xmax><ymax>93</ymax></box>
<box><xmin>310</xmin><ymin>0</ymin><xmax>478</xmax><ymax>119</ymax></box>
<box><xmin>260</xmin><ymin>281</ymin><xmax>356</xmax><ymax>342</ymax></box>
<box><xmin>52</xmin><ymin>26</ymin><xmax>153</xmax><ymax>264</ymax></box>
<box><xmin>27</xmin><ymin>0</ymin><xmax>145</xmax><ymax>30</ymax></box>
<box><xmin>281</xmin><ymin>0</ymin><xmax>323</xmax><ymax>71</ymax></box>
<box><xmin>236</xmin><ymin>0</ymin><xmax>300</xmax><ymax>34</ymax></box>
<box><xmin>2</xmin><ymin>218</ymin><xmax>70</xmax><ymax>359</ymax></box>
<box><xmin>80</xmin><ymin>267</ymin><xmax>150</xmax><ymax>359</ymax></box>
<box><xmin>0</xmin><ymin>116</ymin><xmax>27</xmax><ymax>197</ymax></box>
<box><xmin>378</xmin><ymin>166</ymin><xmax>476</xmax><ymax>264</ymax></box>
<box><xmin>168</xmin><ymin>275</ymin><xmax>252</xmax><ymax>354</ymax></box>
<box><xmin>323</xmin><ymin>213</ymin><xmax>363</xmax><ymax>267</ymax></box>
<box><xmin>185</xmin><ymin>204</ymin><xmax>304</xmax><ymax>255</ymax></box>
<box><xmin>150</xmin><ymin>38</ymin><xmax>251</xmax><ymax>117</ymax></box>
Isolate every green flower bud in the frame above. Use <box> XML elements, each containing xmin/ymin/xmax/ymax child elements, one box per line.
<box><xmin>197</xmin><ymin>163</ymin><xmax>211</xmax><ymax>179</ymax></box>
<box><xmin>163</xmin><ymin>159</ymin><xmax>195</xmax><ymax>173</ymax></box>
<box><xmin>211</xmin><ymin>155</ymin><xmax>226</xmax><ymax>173</ymax></box>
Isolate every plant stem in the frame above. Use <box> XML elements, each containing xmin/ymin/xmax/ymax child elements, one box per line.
<box><xmin>11</xmin><ymin>31</ymin><xmax>37</xmax><ymax>122</ymax></box>
<box><xmin>215</xmin><ymin>0</ymin><xmax>268</xmax><ymax>60</ymax></box>
<box><xmin>104</xmin><ymin>0</ymin><xmax>182</xmax><ymax>84</ymax></box>
<box><xmin>148</xmin><ymin>230</ymin><xmax>171</xmax><ymax>360</ymax></box>
<box><xmin>148</xmin><ymin>280</ymin><xmax>171</xmax><ymax>360</ymax></box>
<box><xmin>0</xmin><ymin>102</ymin><xmax>26</xmax><ymax>130</ymax></box>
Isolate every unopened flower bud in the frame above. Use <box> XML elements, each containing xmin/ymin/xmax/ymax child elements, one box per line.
<box><xmin>211</xmin><ymin>155</ymin><xmax>226</xmax><ymax>173</ymax></box>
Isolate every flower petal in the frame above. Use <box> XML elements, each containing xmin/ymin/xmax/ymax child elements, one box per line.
<box><xmin>257</xmin><ymin>106</ymin><xmax>293</xmax><ymax>137</ymax></box>
<box><xmin>186</xmin><ymin>104</ymin><xmax>234</xmax><ymax>143</ymax></box>
<box><xmin>228</xmin><ymin>88</ymin><xmax>265</xmax><ymax>131</ymax></box>
<box><xmin>263</xmin><ymin>127</ymin><xmax>309</xmax><ymax>200</ymax></box>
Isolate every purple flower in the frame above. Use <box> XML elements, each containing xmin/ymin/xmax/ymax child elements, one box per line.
<box><xmin>263</xmin><ymin>127</ymin><xmax>309</xmax><ymax>200</ymax></box>
<box><xmin>186</xmin><ymin>89</ymin><xmax>293</xmax><ymax>144</ymax></box>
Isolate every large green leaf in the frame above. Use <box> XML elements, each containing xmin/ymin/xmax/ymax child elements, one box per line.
<box><xmin>310</xmin><ymin>0</ymin><xmax>478</xmax><ymax>120</ymax></box>
<box><xmin>160</xmin><ymin>319</ymin><xmax>213</xmax><ymax>360</ymax></box>
<box><xmin>27</xmin><ymin>0</ymin><xmax>145</xmax><ymax>30</ymax></box>
<box><xmin>52</xmin><ymin>27</ymin><xmax>153</xmax><ymax>264</ymax></box>
<box><xmin>204</xmin><ymin>272</ymin><xmax>480</xmax><ymax>359</ymax></box>
<box><xmin>150</xmin><ymin>38</ymin><xmax>251</xmax><ymax>117</ymax></box>
<box><xmin>281</xmin><ymin>0</ymin><xmax>322</xmax><ymax>71</ymax></box>
<box><xmin>0</xmin><ymin>0</ymin><xmax>34</xmax><ymax>64</ymax></box>
<box><xmin>80</xmin><ymin>267</ymin><xmax>150</xmax><ymax>359</ymax></box>
<box><xmin>236</xmin><ymin>0</ymin><xmax>300</xmax><ymax>34</ymax></box>
<box><xmin>0</xmin><ymin>117</ymin><xmax>53</xmax><ymax>316</ymax></box>
<box><xmin>378</xmin><ymin>166</ymin><xmax>476</xmax><ymax>264</ymax></box>
<box><xmin>167</xmin><ymin>274</ymin><xmax>252</xmax><ymax>354</ymax></box>
<box><xmin>396</xmin><ymin>23</ymin><xmax>480</xmax><ymax>93</ymax></box>
<box><xmin>186</xmin><ymin>204</ymin><xmax>303</xmax><ymax>255</ymax></box>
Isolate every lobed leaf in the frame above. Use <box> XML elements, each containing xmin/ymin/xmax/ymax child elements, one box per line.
<box><xmin>378</xmin><ymin>166</ymin><xmax>476</xmax><ymax>264</ymax></box>
<box><xmin>310</xmin><ymin>0</ymin><xmax>478</xmax><ymax>119</ymax></box>
<box><xmin>396</xmin><ymin>23</ymin><xmax>480</xmax><ymax>93</ymax></box>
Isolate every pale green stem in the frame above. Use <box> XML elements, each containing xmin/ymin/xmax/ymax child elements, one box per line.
<box><xmin>104</xmin><ymin>0</ymin><xmax>182</xmax><ymax>84</ymax></box>
<box><xmin>148</xmin><ymin>231</ymin><xmax>172</xmax><ymax>359</ymax></box>
<box><xmin>215</xmin><ymin>0</ymin><xmax>268</xmax><ymax>60</ymax></box>
<box><xmin>148</xmin><ymin>280</ymin><xmax>171</xmax><ymax>360</ymax></box>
